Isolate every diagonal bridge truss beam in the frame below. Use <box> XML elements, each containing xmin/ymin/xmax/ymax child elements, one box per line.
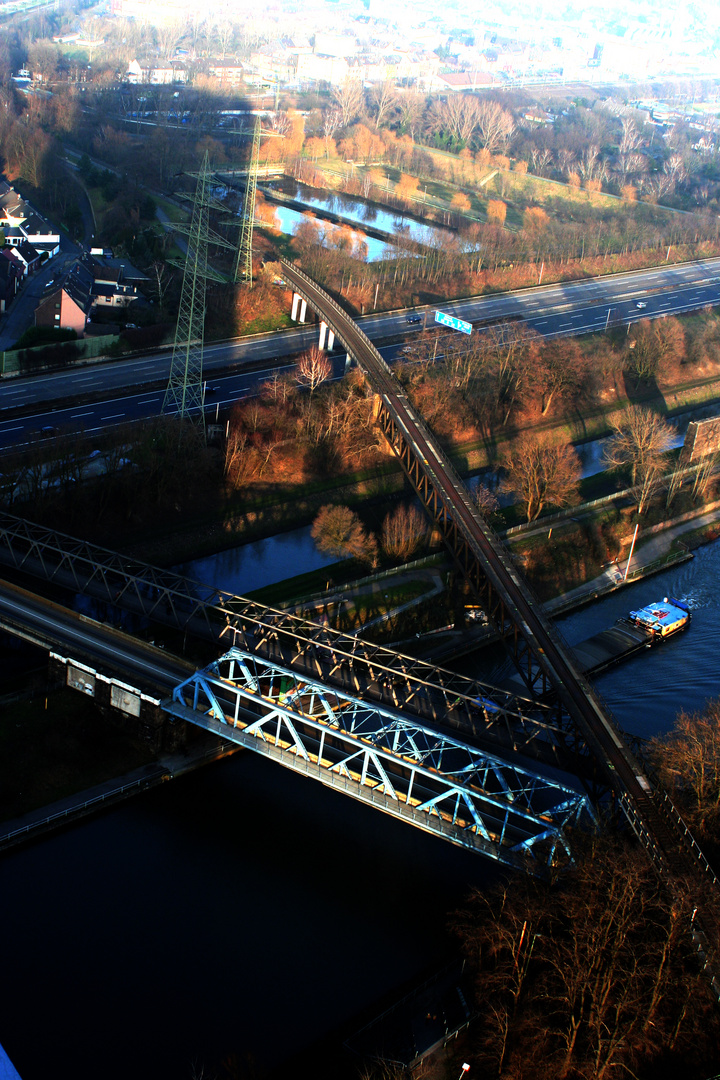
<box><xmin>165</xmin><ymin>647</ymin><xmax>596</xmax><ymax>875</ymax></box>
<box><xmin>0</xmin><ymin>512</ymin><xmax>590</xmax><ymax>776</ymax></box>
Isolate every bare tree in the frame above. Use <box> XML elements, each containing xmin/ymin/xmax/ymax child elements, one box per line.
<box><xmin>530</xmin><ymin>338</ymin><xmax>585</xmax><ymax>416</ymax></box>
<box><xmin>369</xmin><ymin>80</ymin><xmax>398</xmax><ymax>128</ymax></box>
<box><xmin>311</xmin><ymin>504</ymin><xmax>377</xmax><ymax>565</ymax></box>
<box><xmin>396</xmin><ymin>89</ymin><xmax>425</xmax><ymax>139</ymax></box>
<box><xmin>664</xmin><ymin>153</ymin><xmax>687</xmax><ymax>191</ymax></box>
<box><xmin>649</xmin><ymin>699</ymin><xmax>720</xmax><ymax>836</ymax></box>
<box><xmin>454</xmin><ymin>835</ymin><xmax>719</xmax><ymax>1080</ymax></box>
<box><xmin>296</xmin><ymin>346</ymin><xmax>332</xmax><ymax>395</ymax></box>
<box><xmin>476</xmin><ymin>99</ymin><xmax>514</xmax><ymax>154</ymax></box>
<box><xmin>322</xmin><ymin>108</ymin><xmax>342</xmax><ymax>156</ymax></box>
<box><xmin>431</xmin><ymin>95</ymin><xmax>481</xmax><ymax>145</ymax></box>
<box><xmin>331</xmin><ymin>78</ymin><xmax>364</xmax><ymax>128</ymax></box>
<box><xmin>473</xmin><ymin>482</ymin><xmax>499</xmax><ymax>520</ymax></box>
<box><xmin>530</xmin><ymin>146</ymin><xmax>552</xmax><ymax>175</ymax></box>
<box><xmin>154</xmin><ymin>19</ymin><xmax>185</xmax><ymax>59</ymax></box>
<box><xmin>381</xmin><ymin>503</ymin><xmax>427</xmax><ymax>559</ymax></box>
<box><xmin>502</xmin><ymin>433</ymin><xmax>581</xmax><ymax>521</ymax></box>
<box><xmin>212</xmin><ymin>18</ymin><xmax>235</xmax><ymax>58</ymax></box>
<box><xmin>603</xmin><ymin>406</ymin><xmax>673</xmax><ymax>513</ymax></box>
<box><xmin>579</xmin><ymin>143</ymin><xmax>603</xmax><ymax>181</ymax></box>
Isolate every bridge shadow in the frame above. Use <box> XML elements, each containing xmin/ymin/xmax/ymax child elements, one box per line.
<box><xmin>620</xmin><ymin>371</ymin><xmax>669</xmax><ymax>414</ymax></box>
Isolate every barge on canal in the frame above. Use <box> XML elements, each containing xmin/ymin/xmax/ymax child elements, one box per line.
<box><xmin>572</xmin><ymin>597</ymin><xmax>691</xmax><ymax>676</ymax></box>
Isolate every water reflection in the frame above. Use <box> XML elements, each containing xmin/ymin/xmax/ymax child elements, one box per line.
<box><xmin>176</xmin><ymin>524</ymin><xmax>337</xmax><ymax>597</ymax></box>
<box><xmin>266</xmin><ymin>179</ymin><xmax>452</xmax><ymax>255</ymax></box>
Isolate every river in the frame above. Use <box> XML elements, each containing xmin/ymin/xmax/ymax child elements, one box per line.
<box><xmin>2</xmin><ymin>541</ymin><xmax>719</xmax><ymax>1080</ymax></box>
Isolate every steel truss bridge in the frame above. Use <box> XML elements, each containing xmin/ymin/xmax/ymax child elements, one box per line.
<box><xmin>0</xmin><ymin>510</ymin><xmax>579</xmax><ymax>774</ymax></box>
<box><xmin>166</xmin><ymin>647</ymin><xmax>594</xmax><ymax>873</ymax></box>
<box><xmin>279</xmin><ymin>260</ymin><xmax>720</xmax><ymax>990</ymax></box>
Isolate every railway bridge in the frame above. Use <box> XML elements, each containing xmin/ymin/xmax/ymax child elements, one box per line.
<box><xmin>0</xmin><ymin>262</ymin><xmax>718</xmax><ymax>988</ymax></box>
<box><xmin>280</xmin><ymin>259</ymin><xmax>720</xmax><ymax>987</ymax></box>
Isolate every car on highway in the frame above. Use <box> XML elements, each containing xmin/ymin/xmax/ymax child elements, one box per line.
<box><xmin>636</xmin><ymin>302</ymin><xmax>647</xmax><ymax>309</ymax></box>
<box><xmin>406</xmin><ymin>314</ymin><xmax>422</xmax><ymax>324</ymax></box>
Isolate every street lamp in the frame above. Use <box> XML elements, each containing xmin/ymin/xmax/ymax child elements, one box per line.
<box><xmin>458</xmin><ymin>1066</ymin><xmax>471</xmax><ymax>1079</ymax></box>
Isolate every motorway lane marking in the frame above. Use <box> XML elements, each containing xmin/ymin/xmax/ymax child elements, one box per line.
<box><xmin>102</xmin><ymin>412</ymin><xmax>126</xmax><ymax>420</ymax></box>
<box><xmin>71</xmin><ymin>411</ymin><xmax>95</xmax><ymax>418</ymax></box>
<box><xmin>137</xmin><ymin>397</ymin><xmax>160</xmax><ymax>405</ymax></box>
<box><xmin>0</xmin><ymin>424</ymin><xmax>24</xmax><ymax>432</ymax></box>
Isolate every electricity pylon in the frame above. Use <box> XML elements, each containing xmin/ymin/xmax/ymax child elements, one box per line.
<box><xmin>162</xmin><ymin>152</ymin><xmax>231</xmax><ymax>426</ymax></box>
<box><xmin>234</xmin><ymin>116</ymin><xmax>261</xmax><ymax>287</ymax></box>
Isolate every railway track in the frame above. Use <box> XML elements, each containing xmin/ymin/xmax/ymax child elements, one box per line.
<box><xmin>280</xmin><ymin>260</ymin><xmax>720</xmax><ymax>990</ymax></box>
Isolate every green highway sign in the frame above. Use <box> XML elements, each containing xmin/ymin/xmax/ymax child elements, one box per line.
<box><xmin>435</xmin><ymin>310</ymin><xmax>473</xmax><ymax>335</ymax></box>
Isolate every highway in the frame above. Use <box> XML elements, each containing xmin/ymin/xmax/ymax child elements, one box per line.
<box><xmin>1</xmin><ymin>257</ymin><xmax>719</xmax><ymax>449</ymax></box>
<box><xmin>0</xmin><ymin>578</ymin><xmax>194</xmax><ymax>692</ymax></box>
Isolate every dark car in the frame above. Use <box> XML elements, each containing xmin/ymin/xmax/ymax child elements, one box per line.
<box><xmin>406</xmin><ymin>314</ymin><xmax>422</xmax><ymax>324</ymax></box>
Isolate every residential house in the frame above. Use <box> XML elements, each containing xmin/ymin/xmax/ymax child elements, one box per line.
<box><xmin>429</xmin><ymin>70</ymin><xmax>499</xmax><ymax>92</ymax></box>
<box><xmin>0</xmin><ymin>182</ymin><xmax>60</xmax><ymax>258</ymax></box>
<box><xmin>0</xmin><ymin>249</ymin><xmax>23</xmax><ymax>312</ymax></box>
<box><xmin>35</xmin><ymin>262</ymin><xmax>93</xmax><ymax>336</ymax></box>
<box><xmin>208</xmin><ymin>60</ymin><xmax>247</xmax><ymax>87</ymax></box>
<box><xmin>13</xmin><ymin>241</ymin><xmax>42</xmax><ymax>277</ymax></box>
<box><xmin>81</xmin><ymin>251</ymin><xmax>146</xmax><ymax>310</ymax></box>
<box><xmin>125</xmin><ymin>59</ymin><xmax>187</xmax><ymax>85</ymax></box>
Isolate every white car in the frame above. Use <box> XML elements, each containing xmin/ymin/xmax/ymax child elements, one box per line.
<box><xmin>636</xmin><ymin>302</ymin><xmax>646</xmax><ymax>309</ymax></box>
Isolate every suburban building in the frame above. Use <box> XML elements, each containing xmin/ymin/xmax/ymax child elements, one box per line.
<box><xmin>0</xmin><ymin>249</ymin><xmax>23</xmax><ymax>312</ymax></box>
<box><xmin>81</xmin><ymin>251</ymin><xmax>146</xmax><ymax>309</ymax></box>
<box><xmin>125</xmin><ymin>59</ymin><xmax>188</xmax><ymax>85</ymax></box>
<box><xmin>0</xmin><ymin>181</ymin><xmax>60</xmax><ymax>259</ymax></box>
<box><xmin>34</xmin><ymin>262</ymin><xmax>93</xmax><ymax>336</ymax></box>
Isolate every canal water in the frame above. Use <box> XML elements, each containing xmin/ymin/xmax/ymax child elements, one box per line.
<box><xmin>176</xmin><ymin>526</ymin><xmax>338</xmax><ymax>597</ymax></box>
<box><xmin>271</xmin><ymin>201</ymin><xmax>389</xmax><ymax>261</ymax></box>
<box><xmin>176</xmin><ymin>400</ymin><xmax>720</xmax><ymax>598</ymax></box>
<box><xmin>269</xmin><ymin>179</ymin><xmax>452</xmax><ymax>255</ymax></box>
<box><xmin>2</xmin><ymin>538</ymin><xmax>719</xmax><ymax>1080</ymax></box>
<box><xmin>473</xmin><ymin>537</ymin><xmax>720</xmax><ymax>739</ymax></box>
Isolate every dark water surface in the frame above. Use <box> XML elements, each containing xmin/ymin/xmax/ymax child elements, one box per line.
<box><xmin>2</xmin><ymin>540</ymin><xmax>719</xmax><ymax>1080</ymax></box>
<box><xmin>1</xmin><ymin>750</ymin><xmax>497</xmax><ymax>1080</ymax></box>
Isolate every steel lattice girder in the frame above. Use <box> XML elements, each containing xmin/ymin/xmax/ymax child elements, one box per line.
<box><xmin>374</xmin><ymin>396</ymin><xmax>548</xmax><ymax>696</ymax></box>
<box><xmin>165</xmin><ymin>648</ymin><xmax>596</xmax><ymax>874</ymax></box>
<box><xmin>0</xmin><ymin>512</ymin><xmax>584</xmax><ymax>773</ymax></box>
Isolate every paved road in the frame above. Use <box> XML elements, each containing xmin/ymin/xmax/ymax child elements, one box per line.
<box><xmin>1</xmin><ymin>257</ymin><xmax>719</xmax><ymax>449</ymax></box>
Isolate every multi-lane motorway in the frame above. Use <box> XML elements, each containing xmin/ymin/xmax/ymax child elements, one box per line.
<box><xmin>1</xmin><ymin>257</ymin><xmax>719</xmax><ymax>450</ymax></box>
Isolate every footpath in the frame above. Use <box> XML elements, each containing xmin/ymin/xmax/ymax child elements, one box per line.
<box><xmin>1</xmin><ymin>501</ymin><xmax>719</xmax><ymax>854</ymax></box>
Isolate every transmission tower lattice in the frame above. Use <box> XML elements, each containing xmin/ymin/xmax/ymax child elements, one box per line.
<box><xmin>162</xmin><ymin>152</ymin><xmax>229</xmax><ymax>425</ymax></box>
<box><xmin>234</xmin><ymin>116</ymin><xmax>261</xmax><ymax>287</ymax></box>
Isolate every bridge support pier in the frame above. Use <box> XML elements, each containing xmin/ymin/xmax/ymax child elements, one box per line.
<box><xmin>318</xmin><ymin>322</ymin><xmax>335</xmax><ymax>351</ymax></box>
<box><xmin>291</xmin><ymin>293</ymin><xmax>300</xmax><ymax>321</ymax></box>
<box><xmin>48</xmin><ymin>652</ymin><xmax>176</xmax><ymax>752</ymax></box>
